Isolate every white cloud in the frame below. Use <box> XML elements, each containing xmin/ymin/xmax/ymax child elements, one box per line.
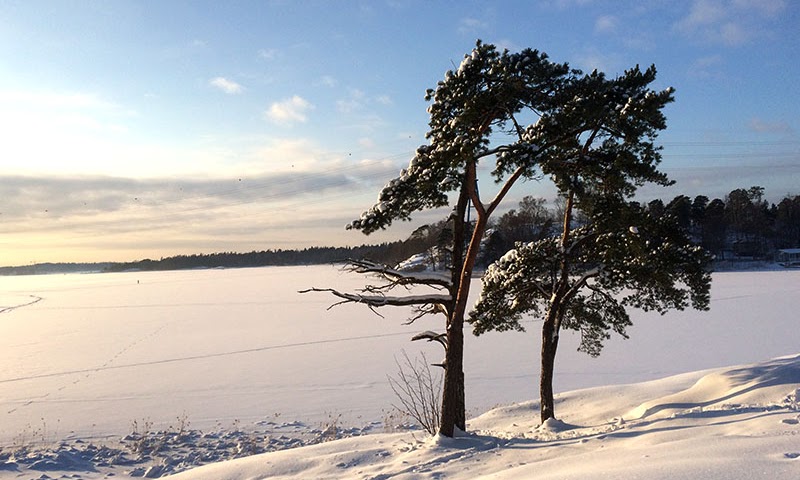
<box><xmin>335</xmin><ymin>89</ymin><xmax>392</xmax><ymax>114</ymax></box>
<box><xmin>718</xmin><ymin>22</ymin><xmax>749</xmax><ymax>45</ymax></box>
<box><xmin>336</xmin><ymin>89</ymin><xmax>367</xmax><ymax>113</ymax></box>
<box><xmin>674</xmin><ymin>0</ymin><xmax>787</xmax><ymax>46</ymax></box>
<box><xmin>494</xmin><ymin>39</ymin><xmax>522</xmax><ymax>53</ymax></box>
<box><xmin>677</xmin><ymin>0</ymin><xmax>726</xmax><ymax>30</ymax></box>
<box><xmin>266</xmin><ymin>95</ymin><xmax>314</xmax><ymax>125</ymax></box>
<box><xmin>209</xmin><ymin>77</ymin><xmax>244</xmax><ymax>94</ymax></box>
<box><xmin>594</xmin><ymin>14</ymin><xmax>618</xmax><ymax>34</ymax></box>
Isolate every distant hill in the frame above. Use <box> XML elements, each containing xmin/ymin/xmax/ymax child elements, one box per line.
<box><xmin>0</xmin><ymin>242</ymin><xmax>418</xmax><ymax>276</ymax></box>
<box><xmin>0</xmin><ymin>262</ymin><xmax>112</xmax><ymax>276</ymax></box>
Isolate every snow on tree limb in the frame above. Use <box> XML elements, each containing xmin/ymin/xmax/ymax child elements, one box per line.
<box><xmin>342</xmin><ymin>259</ymin><xmax>451</xmax><ymax>289</ymax></box>
<box><xmin>411</xmin><ymin>330</ymin><xmax>448</xmax><ymax>350</ymax></box>
<box><xmin>298</xmin><ymin>287</ymin><xmax>451</xmax><ymax>319</ymax></box>
<box><xmin>471</xmin><ymin>202</ymin><xmax>712</xmax><ymax>349</ymax></box>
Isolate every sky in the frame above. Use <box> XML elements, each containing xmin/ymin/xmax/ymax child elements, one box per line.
<box><xmin>0</xmin><ymin>0</ymin><xmax>797</xmax><ymax>265</ymax></box>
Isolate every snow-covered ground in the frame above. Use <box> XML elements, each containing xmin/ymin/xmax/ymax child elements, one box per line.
<box><xmin>1</xmin><ymin>266</ymin><xmax>799</xmax><ymax>478</ymax></box>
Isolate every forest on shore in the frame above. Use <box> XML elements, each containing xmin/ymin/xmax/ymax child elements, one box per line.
<box><xmin>1</xmin><ymin>186</ymin><xmax>797</xmax><ymax>276</ymax></box>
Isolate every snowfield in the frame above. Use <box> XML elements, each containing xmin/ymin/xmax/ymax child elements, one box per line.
<box><xmin>1</xmin><ymin>265</ymin><xmax>799</xmax><ymax>478</ymax></box>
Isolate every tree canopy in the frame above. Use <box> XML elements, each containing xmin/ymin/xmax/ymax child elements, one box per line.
<box><xmin>310</xmin><ymin>40</ymin><xmax>715</xmax><ymax>431</ymax></box>
<box><xmin>471</xmin><ymin>200</ymin><xmax>712</xmax><ymax>355</ymax></box>
<box><xmin>347</xmin><ymin>40</ymin><xmax>574</xmax><ymax>235</ymax></box>
<box><xmin>467</xmin><ymin>57</ymin><xmax>712</xmax><ymax>423</ymax></box>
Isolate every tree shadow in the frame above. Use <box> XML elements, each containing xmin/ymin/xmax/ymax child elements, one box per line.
<box><xmin>497</xmin><ymin>408</ymin><xmax>790</xmax><ymax>450</ymax></box>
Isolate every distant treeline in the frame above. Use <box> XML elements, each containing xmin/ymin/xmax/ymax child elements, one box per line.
<box><xmin>478</xmin><ymin>186</ymin><xmax>800</xmax><ymax>264</ymax></box>
<box><xmin>484</xmin><ymin>186</ymin><xmax>800</xmax><ymax>261</ymax></box>
<box><xmin>0</xmin><ymin>262</ymin><xmax>113</xmax><ymax>276</ymax></box>
<box><xmin>2</xmin><ymin>186</ymin><xmax>797</xmax><ymax>277</ymax></box>
<box><xmin>101</xmin><ymin>243</ymin><xmax>419</xmax><ymax>273</ymax></box>
<box><xmin>0</xmin><ymin>242</ymin><xmax>425</xmax><ymax>276</ymax></box>
<box><xmin>389</xmin><ymin>186</ymin><xmax>800</xmax><ymax>271</ymax></box>
<box><xmin>636</xmin><ymin>187</ymin><xmax>799</xmax><ymax>260</ymax></box>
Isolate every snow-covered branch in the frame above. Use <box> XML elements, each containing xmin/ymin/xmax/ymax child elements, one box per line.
<box><xmin>563</xmin><ymin>266</ymin><xmax>602</xmax><ymax>301</ymax></box>
<box><xmin>517</xmin><ymin>279</ymin><xmax>552</xmax><ymax>299</ymax></box>
<box><xmin>298</xmin><ymin>287</ymin><xmax>451</xmax><ymax>319</ymax></box>
<box><xmin>566</xmin><ymin>229</ymin><xmax>598</xmax><ymax>256</ymax></box>
<box><xmin>343</xmin><ymin>259</ymin><xmax>452</xmax><ymax>289</ymax></box>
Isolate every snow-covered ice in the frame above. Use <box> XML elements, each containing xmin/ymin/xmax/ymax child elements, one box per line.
<box><xmin>0</xmin><ymin>266</ymin><xmax>798</xmax><ymax>478</ymax></box>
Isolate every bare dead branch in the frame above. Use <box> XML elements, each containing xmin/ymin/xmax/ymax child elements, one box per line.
<box><xmin>404</xmin><ymin>304</ymin><xmax>449</xmax><ymax>325</ymax></box>
<box><xmin>411</xmin><ymin>330</ymin><xmax>448</xmax><ymax>350</ymax></box>
<box><xmin>299</xmin><ymin>287</ymin><xmax>451</xmax><ymax>319</ymax></box>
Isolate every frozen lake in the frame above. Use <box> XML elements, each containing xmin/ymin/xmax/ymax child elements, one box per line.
<box><xmin>1</xmin><ymin>265</ymin><xmax>798</xmax><ymax>444</ymax></box>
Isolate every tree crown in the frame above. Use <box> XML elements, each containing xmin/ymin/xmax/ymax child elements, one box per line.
<box><xmin>348</xmin><ymin>41</ymin><xmax>574</xmax><ymax>235</ymax></box>
<box><xmin>471</xmin><ymin>201</ymin><xmax>712</xmax><ymax>355</ymax></box>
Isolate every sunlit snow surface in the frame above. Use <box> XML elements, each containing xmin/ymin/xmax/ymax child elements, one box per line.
<box><xmin>1</xmin><ymin>266</ymin><xmax>799</xmax><ymax>478</ymax></box>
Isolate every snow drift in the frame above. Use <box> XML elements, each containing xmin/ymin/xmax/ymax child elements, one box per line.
<box><xmin>167</xmin><ymin>354</ymin><xmax>800</xmax><ymax>480</ymax></box>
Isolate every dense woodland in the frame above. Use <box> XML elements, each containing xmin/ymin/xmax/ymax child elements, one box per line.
<box><xmin>488</xmin><ymin>186</ymin><xmax>799</xmax><ymax>264</ymax></box>
<box><xmin>1</xmin><ymin>186</ymin><xmax>797</xmax><ymax>276</ymax></box>
<box><xmin>397</xmin><ymin>186</ymin><xmax>800</xmax><ymax>270</ymax></box>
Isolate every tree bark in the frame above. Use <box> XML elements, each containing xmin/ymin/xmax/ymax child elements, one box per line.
<box><xmin>440</xmin><ymin>166</ymin><xmax>490</xmax><ymax>437</ymax></box>
<box><xmin>539</xmin><ymin>187</ymin><xmax>572</xmax><ymax>423</ymax></box>
<box><xmin>440</xmin><ymin>322</ymin><xmax>465</xmax><ymax>436</ymax></box>
<box><xmin>539</xmin><ymin>309</ymin><xmax>560</xmax><ymax>422</ymax></box>
<box><xmin>439</xmin><ymin>184</ymin><xmax>470</xmax><ymax>437</ymax></box>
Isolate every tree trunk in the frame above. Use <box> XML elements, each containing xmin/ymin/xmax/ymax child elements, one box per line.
<box><xmin>440</xmin><ymin>175</ymin><xmax>490</xmax><ymax>437</ymax></box>
<box><xmin>539</xmin><ymin>309</ymin><xmax>560</xmax><ymax>422</ymax></box>
<box><xmin>440</xmin><ymin>320</ymin><xmax>465</xmax><ymax>436</ymax></box>
<box><xmin>439</xmin><ymin>184</ymin><xmax>470</xmax><ymax>437</ymax></box>
<box><xmin>539</xmin><ymin>187</ymin><xmax>571</xmax><ymax>423</ymax></box>
<box><xmin>439</xmin><ymin>159</ymin><xmax>522</xmax><ymax>437</ymax></box>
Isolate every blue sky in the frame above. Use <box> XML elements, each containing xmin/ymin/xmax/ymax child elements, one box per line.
<box><xmin>0</xmin><ymin>0</ymin><xmax>797</xmax><ymax>264</ymax></box>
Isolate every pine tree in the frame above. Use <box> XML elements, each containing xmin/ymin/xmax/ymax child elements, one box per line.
<box><xmin>305</xmin><ymin>41</ymin><xmax>580</xmax><ymax>436</ymax></box>
<box><xmin>469</xmin><ymin>64</ymin><xmax>712</xmax><ymax>423</ymax></box>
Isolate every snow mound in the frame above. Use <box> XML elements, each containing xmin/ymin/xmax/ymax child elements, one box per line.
<box><xmin>626</xmin><ymin>353</ymin><xmax>800</xmax><ymax>421</ymax></box>
<box><xmin>536</xmin><ymin>417</ymin><xmax>579</xmax><ymax>433</ymax></box>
